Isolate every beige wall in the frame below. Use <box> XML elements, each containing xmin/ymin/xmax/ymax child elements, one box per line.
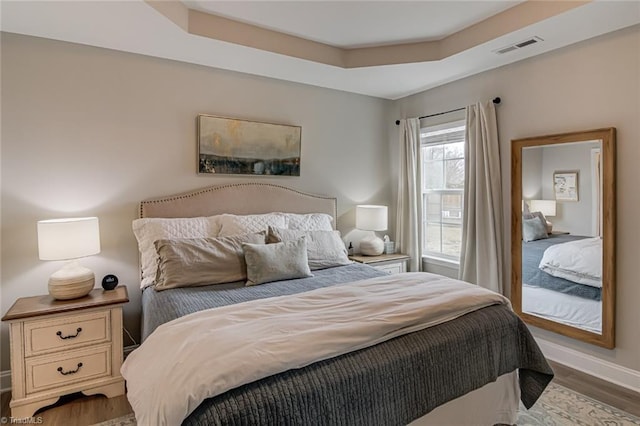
<box><xmin>3</xmin><ymin>24</ymin><xmax>639</xmax><ymax>378</ymax></box>
<box><xmin>393</xmin><ymin>25</ymin><xmax>640</xmax><ymax>371</ymax></box>
<box><xmin>0</xmin><ymin>33</ymin><xmax>392</xmax><ymax>371</ymax></box>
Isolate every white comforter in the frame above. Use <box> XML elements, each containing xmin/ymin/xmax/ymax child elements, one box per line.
<box><xmin>121</xmin><ymin>272</ymin><xmax>509</xmax><ymax>426</ymax></box>
<box><xmin>538</xmin><ymin>237</ymin><xmax>602</xmax><ymax>287</ymax></box>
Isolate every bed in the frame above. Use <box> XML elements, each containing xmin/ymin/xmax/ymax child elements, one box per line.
<box><xmin>521</xmin><ymin>234</ymin><xmax>602</xmax><ymax>333</ymax></box>
<box><xmin>122</xmin><ymin>183</ymin><xmax>553</xmax><ymax>426</ymax></box>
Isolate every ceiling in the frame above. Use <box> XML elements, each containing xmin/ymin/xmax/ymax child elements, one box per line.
<box><xmin>1</xmin><ymin>1</ymin><xmax>639</xmax><ymax>100</ymax></box>
<box><xmin>183</xmin><ymin>1</ymin><xmax>523</xmax><ymax>48</ymax></box>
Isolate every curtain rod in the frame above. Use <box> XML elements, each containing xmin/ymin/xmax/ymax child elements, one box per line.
<box><xmin>394</xmin><ymin>97</ymin><xmax>501</xmax><ymax>125</ymax></box>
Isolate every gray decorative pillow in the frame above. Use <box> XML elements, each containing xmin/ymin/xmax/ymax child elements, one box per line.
<box><xmin>243</xmin><ymin>238</ymin><xmax>313</xmax><ymax>286</ymax></box>
<box><xmin>523</xmin><ymin>218</ymin><xmax>548</xmax><ymax>242</ymax></box>
<box><xmin>153</xmin><ymin>231</ymin><xmax>266</xmax><ymax>291</ymax></box>
<box><xmin>267</xmin><ymin>226</ymin><xmax>351</xmax><ymax>270</ymax></box>
<box><xmin>530</xmin><ymin>211</ymin><xmax>551</xmax><ymax>234</ymax></box>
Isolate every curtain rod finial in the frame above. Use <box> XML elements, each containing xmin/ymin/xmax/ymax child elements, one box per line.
<box><xmin>493</xmin><ymin>97</ymin><xmax>501</xmax><ymax>104</ymax></box>
<box><xmin>395</xmin><ymin>120</ymin><xmax>401</xmax><ymax>125</ymax></box>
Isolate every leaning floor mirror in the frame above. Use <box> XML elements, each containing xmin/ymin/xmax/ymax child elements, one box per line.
<box><xmin>511</xmin><ymin>128</ymin><xmax>616</xmax><ymax>348</ymax></box>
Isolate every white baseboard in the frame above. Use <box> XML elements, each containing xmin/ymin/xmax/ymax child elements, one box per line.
<box><xmin>1</xmin><ymin>345</ymin><xmax>140</xmax><ymax>394</ymax></box>
<box><xmin>535</xmin><ymin>337</ymin><xmax>640</xmax><ymax>394</ymax></box>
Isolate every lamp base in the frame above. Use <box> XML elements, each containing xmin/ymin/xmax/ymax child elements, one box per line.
<box><xmin>48</xmin><ymin>262</ymin><xmax>95</xmax><ymax>300</ymax></box>
<box><xmin>360</xmin><ymin>235</ymin><xmax>384</xmax><ymax>256</ymax></box>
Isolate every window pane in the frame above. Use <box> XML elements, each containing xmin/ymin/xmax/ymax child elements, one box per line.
<box><xmin>425</xmin><ymin>222</ymin><xmax>442</xmax><ymax>254</ymax></box>
<box><xmin>424</xmin><ymin>145</ymin><xmax>444</xmax><ymax>160</ymax></box>
<box><xmin>425</xmin><ymin>193</ymin><xmax>442</xmax><ymax>222</ymax></box>
<box><xmin>444</xmin><ymin>159</ymin><xmax>464</xmax><ymax>189</ymax></box>
<box><xmin>424</xmin><ymin>161</ymin><xmax>443</xmax><ymax>189</ymax></box>
<box><xmin>441</xmin><ymin>223</ymin><xmax>462</xmax><ymax>257</ymax></box>
<box><xmin>444</xmin><ymin>142</ymin><xmax>464</xmax><ymax>159</ymax></box>
<box><xmin>441</xmin><ymin>193</ymin><xmax>463</xmax><ymax>223</ymax></box>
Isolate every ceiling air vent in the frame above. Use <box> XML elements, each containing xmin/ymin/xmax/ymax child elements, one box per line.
<box><xmin>493</xmin><ymin>36</ymin><xmax>543</xmax><ymax>55</ymax></box>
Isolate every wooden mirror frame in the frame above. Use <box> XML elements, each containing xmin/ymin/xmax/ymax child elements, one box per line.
<box><xmin>511</xmin><ymin>128</ymin><xmax>616</xmax><ymax>348</ymax></box>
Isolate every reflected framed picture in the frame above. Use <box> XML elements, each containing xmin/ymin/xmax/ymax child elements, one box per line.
<box><xmin>553</xmin><ymin>171</ymin><xmax>579</xmax><ymax>201</ymax></box>
<box><xmin>197</xmin><ymin>114</ymin><xmax>301</xmax><ymax>176</ymax></box>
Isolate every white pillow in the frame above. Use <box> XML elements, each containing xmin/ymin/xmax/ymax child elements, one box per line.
<box><xmin>282</xmin><ymin>213</ymin><xmax>333</xmax><ymax>231</ymax></box>
<box><xmin>132</xmin><ymin>216</ymin><xmax>221</xmax><ymax>289</ymax></box>
<box><xmin>218</xmin><ymin>213</ymin><xmax>286</xmax><ymax>237</ymax></box>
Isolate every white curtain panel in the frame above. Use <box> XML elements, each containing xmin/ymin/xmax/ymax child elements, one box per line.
<box><xmin>395</xmin><ymin>118</ymin><xmax>423</xmax><ymax>272</ymax></box>
<box><xmin>459</xmin><ymin>101</ymin><xmax>504</xmax><ymax>293</ymax></box>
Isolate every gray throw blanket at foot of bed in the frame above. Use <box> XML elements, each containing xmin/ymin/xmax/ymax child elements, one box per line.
<box><xmin>183</xmin><ymin>304</ymin><xmax>553</xmax><ymax>426</ymax></box>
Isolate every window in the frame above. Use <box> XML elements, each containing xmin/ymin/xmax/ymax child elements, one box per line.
<box><xmin>421</xmin><ymin>120</ymin><xmax>466</xmax><ymax>261</ymax></box>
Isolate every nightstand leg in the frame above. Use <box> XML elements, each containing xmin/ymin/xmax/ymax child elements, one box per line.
<box><xmin>82</xmin><ymin>379</ymin><xmax>125</xmax><ymax>399</ymax></box>
<box><xmin>10</xmin><ymin>396</ymin><xmax>60</xmax><ymax>419</ymax></box>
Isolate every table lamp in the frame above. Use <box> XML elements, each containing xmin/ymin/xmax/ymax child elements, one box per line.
<box><xmin>356</xmin><ymin>205</ymin><xmax>387</xmax><ymax>255</ymax></box>
<box><xmin>37</xmin><ymin>217</ymin><xmax>101</xmax><ymax>300</ymax></box>
<box><xmin>529</xmin><ymin>199</ymin><xmax>556</xmax><ymax>233</ymax></box>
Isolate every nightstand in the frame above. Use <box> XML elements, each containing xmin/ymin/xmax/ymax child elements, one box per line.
<box><xmin>1</xmin><ymin>287</ymin><xmax>129</xmax><ymax>418</ymax></box>
<box><xmin>349</xmin><ymin>253</ymin><xmax>410</xmax><ymax>274</ymax></box>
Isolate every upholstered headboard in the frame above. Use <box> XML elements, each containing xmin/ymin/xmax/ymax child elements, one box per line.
<box><xmin>139</xmin><ymin>183</ymin><xmax>337</xmax><ymax>227</ymax></box>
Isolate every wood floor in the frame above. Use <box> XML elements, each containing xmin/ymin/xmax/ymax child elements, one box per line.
<box><xmin>1</xmin><ymin>360</ymin><xmax>638</xmax><ymax>425</ymax></box>
<box><xmin>547</xmin><ymin>360</ymin><xmax>640</xmax><ymax>417</ymax></box>
<box><xmin>0</xmin><ymin>391</ymin><xmax>132</xmax><ymax>425</ymax></box>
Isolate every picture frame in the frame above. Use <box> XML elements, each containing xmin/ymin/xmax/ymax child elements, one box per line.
<box><xmin>197</xmin><ymin>114</ymin><xmax>302</xmax><ymax>176</ymax></box>
<box><xmin>553</xmin><ymin>171</ymin><xmax>579</xmax><ymax>201</ymax></box>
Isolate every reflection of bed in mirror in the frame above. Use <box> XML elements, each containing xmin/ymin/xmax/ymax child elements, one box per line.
<box><xmin>512</xmin><ymin>127</ymin><xmax>615</xmax><ymax>348</ymax></box>
<box><xmin>521</xmin><ymin>234</ymin><xmax>601</xmax><ymax>333</ymax></box>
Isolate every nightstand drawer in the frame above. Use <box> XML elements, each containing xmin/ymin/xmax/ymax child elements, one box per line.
<box><xmin>349</xmin><ymin>254</ymin><xmax>410</xmax><ymax>275</ymax></box>
<box><xmin>25</xmin><ymin>344</ymin><xmax>112</xmax><ymax>394</ymax></box>
<box><xmin>24</xmin><ymin>311</ymin><xmax>111</xmax><ymax>357</ymax></box>
<box><xmin>376</xmin><ymin>263</ymin><xmax>404</xmax><ymax>274</ymax></box>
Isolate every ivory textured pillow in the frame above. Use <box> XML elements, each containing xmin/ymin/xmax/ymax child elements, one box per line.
<box><xmin>154</xmin><ymin>231</ymin><xmax>266</xmax><ymax>291</ymax></box>
<box><xmin>267</xmin><ymin>227</ymin><xmax>351</xmax><ymax>270</ymax></box>
<box><xmin>243</xmin><ymin>238</ymin><xmax>313</xmax><ymax>286</ymax></box>
<box><xmin>282</xmin><ymin>213</ymin><xmax>334</xmax><ymax>231</ymax></box>
<box><xmin>132</xmin><ymin>216</ymin><xmax>221</xmax><ymax>289</ymax></box>
<box><xmin>218</xmin><ymin>213</ymin><xmax>286</xmax><ymax>237</ymax></box>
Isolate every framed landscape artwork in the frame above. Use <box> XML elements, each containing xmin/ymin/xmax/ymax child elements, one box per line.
<box><xmin>554</xmin><ymin>171</ymin><xmax>579</xmax><ymax>201</ymax></box>
<box><xmin>198</xmin><ymin>115</ymin><xmax>302</xmax><ymax>176</ymax></box>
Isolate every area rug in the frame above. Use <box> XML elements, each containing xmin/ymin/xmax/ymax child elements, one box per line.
<box><xmin>92</xmin><ymin>382</ymin><xmax>640</xmax><ymax>426</ymax></box>
<box><xmin>517</xmin><ymin>382</ymin><xmax>640</xmax><ymax>426</ymax></box>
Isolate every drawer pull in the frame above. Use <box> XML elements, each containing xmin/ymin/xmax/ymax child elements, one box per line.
<box><xmin>56</xmin><ymin>327</ymin><xmax>82</xmax><ymax>339</ymax></box>
<box><xmin>57</xmin><ymin>362</ymin><xmax>83</xmax><ymax>375</ymax></box>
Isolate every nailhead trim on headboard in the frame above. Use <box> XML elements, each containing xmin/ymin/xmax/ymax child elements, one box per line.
<box><xmin>138</xmin><ymin>183</ymin><xmax>338</xmax><ymax>224</ymax></box>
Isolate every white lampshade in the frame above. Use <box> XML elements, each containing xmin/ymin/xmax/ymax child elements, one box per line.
<box><xmin>356</xmin><ymin>205</ymin><xmax>387</xmax><ymax>256</ymax></box>
<box><xmin>37</xmin><ymin>217</ymin><xmax>101</xmax><ymax>300</ymax></box>
<box><xmin>38</xmin><ymin>217</ymin><xmax>101</xmax><ymax>260</ymax></box>
<box><xmin>529</xmin><ymin>200</ymin><xmax>556</xmax><ymax>217</ymax></box>
<box><xmin>356</xmin><ymin>205</ymin><xmax>388</xmax><ymax>231</ymax></box>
